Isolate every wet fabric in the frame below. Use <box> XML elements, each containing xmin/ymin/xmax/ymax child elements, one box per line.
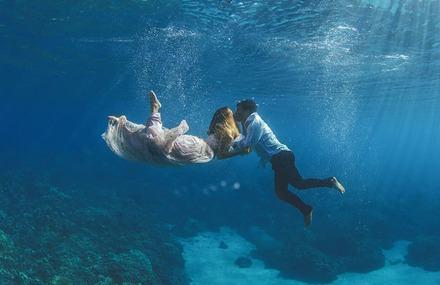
<box><xmin>102</xmin><ymin>113</ymin><xmax>215</xmax><ymax>167</ymax></box>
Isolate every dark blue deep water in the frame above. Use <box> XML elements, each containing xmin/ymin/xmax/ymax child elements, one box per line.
<box><xmin>1</xmin><ymin>0</ymin><xmax>439</xmax><ymax>284</ymax></box>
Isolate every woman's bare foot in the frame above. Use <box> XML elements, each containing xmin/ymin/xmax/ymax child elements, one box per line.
<box><xmin>331</xmin><ymin>177</ymin><xmax>345</xmax><ymax>194</ymax></box>
<box><xmin>149</xmin><ymin>90</ymin><xmax>162</xmax><ymax>113</ymax></box>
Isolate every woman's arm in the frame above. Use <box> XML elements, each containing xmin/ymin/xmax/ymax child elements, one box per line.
<box><xmin>217</xmin><ymin>147</ymin><xmax>252</xmax><ymax>160</ymax></box>
<box><xmin>217</xmin><ymin>135</ymin><xmax>252</xmax><ymax>160</ymax></box>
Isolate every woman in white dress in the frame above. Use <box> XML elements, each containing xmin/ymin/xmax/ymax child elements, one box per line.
<box><xmin>103</xmin><ymin>91</ymin><xmax>249</xmax><ymax>167</ymax></box>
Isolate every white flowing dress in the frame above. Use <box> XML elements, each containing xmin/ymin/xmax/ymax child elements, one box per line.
<box><xmin>102</xmin><ymin>113</ymin><xmax>218</xmax><ymax>167</ymax></box>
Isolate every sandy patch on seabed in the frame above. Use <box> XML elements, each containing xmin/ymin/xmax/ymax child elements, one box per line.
<box><xmin>181</xmin><ymin>227</ymin><xmax>440</xmax><ymax>285</ymax></box>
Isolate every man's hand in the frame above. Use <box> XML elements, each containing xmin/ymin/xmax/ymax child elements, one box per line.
<box><xmin>241</xmin><ymin>146</ymin><xmax>252</xmax><ymax>155</ymax></box>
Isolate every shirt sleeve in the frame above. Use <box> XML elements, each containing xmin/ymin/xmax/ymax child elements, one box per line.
<box><xmin>238</xmin><ymin>119</ymin><xmax>263</xmax><ymax>149</ymax></box>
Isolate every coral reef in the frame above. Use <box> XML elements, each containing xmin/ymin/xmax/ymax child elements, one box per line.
<box><xmin>0</xmin><ymin>170</ymin><xmax>189</xmax><ymax>285</ymax></box>
<box><xmin>0</xmin><ymin>229</ymin><xmax>14</xmax><ymax>260</ymax></box>
<box><xmin>1</xmin><ymin>162</ymin><xmax>436</xmax><ymax>284</ymax></box>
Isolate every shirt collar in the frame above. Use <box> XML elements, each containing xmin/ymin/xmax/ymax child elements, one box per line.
<box><xmin>245</xmin><ymin>112</ymin><xmax>258</xmax><ymax>124</ymax></box>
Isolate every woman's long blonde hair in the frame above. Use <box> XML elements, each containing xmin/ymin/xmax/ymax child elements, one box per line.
<box><xmin>207</xmin><ymin>107</ymin><xmax>240</xmax><ymax>145</ymax></box>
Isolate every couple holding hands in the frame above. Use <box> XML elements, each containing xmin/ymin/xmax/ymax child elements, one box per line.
<box><xmin>103</xmin><ymin>90</ymin><xmax>345</xmax><ymax>227</ymax></box>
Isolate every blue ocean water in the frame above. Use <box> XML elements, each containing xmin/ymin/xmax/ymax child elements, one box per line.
<box><xmin>1</xmin><ymin>0</ymin><xmax>439</xmax><ymax>284</ymax></box>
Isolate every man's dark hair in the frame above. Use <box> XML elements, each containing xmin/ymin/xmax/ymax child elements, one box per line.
<box><xmin>237</xmin><ymin>99</ymin><xmax>258</xmax><ymax>113</ymax></box>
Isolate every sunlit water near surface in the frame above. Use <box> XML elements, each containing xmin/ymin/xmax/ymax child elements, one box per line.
<box><xmin>1</xmin><ymin>0</ymin><xmax>439</xmax><ymax>284</ymax></box>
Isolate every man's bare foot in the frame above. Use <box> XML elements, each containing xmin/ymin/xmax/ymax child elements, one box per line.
<box><xmin>149</xmin><ymin>90</ymin><xmax>162</xmax><ymax>112</ymax></box>
<box><xmin>304</xmin><ymin>209</ymin><xmax>313</xmax><ymax>227</ymax></box>
<box><xmin>331</xmin><ymin>177</ymin><xmax>345</xmax><ymax>194</ymax></box>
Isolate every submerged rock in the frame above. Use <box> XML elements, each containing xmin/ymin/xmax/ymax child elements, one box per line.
<box><xmin>234</xmin><ymin>256</ymin><xmax>252</xmax><ymax>268</ymax></box>
<box><xmin>406</xmin><ymin>235</ymin><xmax>440</xmax><ymax>271</ymax></box>
<box><xmin>279</xmin><ymin>244</ymin><xmax>340</xmax><ymax>283</ymax></box>
<box><xmin>219</xmin><ymin>241</ymin><xmax>229</xmax><ymax>249</ymax></box>
<box><xmin>243</xmin><ymin>224</ymin><xmax>385</xmax><ymax>284</ymax></box>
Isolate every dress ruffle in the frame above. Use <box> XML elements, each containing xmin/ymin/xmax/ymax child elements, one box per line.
<box><xmin>102</xmin><ymin>116</ymin><xmax>214</xmax><ymax>167</ymax></box>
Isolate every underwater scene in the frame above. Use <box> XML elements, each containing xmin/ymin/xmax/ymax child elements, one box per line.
<box><xmin>1</xmin><ymin>0</ymin><xmax>440</xmax><ymax>284</ymax></box>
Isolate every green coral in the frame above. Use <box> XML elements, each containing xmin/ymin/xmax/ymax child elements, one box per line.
<box><xmin>0</xmin><ymin>230</ymin><xmax>14</xmax><ymax>259</ymax></box>
<box><xmin>51</xmin><ymin>276</ymin><xmax>74</xmax><ymax>285</ymax></box>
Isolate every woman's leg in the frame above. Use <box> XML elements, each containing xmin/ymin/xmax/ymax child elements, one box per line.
<box><xmin>146</xmin><ymin>90</ymin><xmax>163</xmax><ymax>127</ymax></box>
<box><xmin>149</xmin><ymin>90</ymin><xmax>162</xmax><ymax>113</ymax></box>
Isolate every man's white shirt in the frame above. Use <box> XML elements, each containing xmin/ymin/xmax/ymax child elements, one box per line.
<box><xmin>235</xmin><ymin>112</ymin><xmax>290</xmax><ymax>165</ymax></box>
